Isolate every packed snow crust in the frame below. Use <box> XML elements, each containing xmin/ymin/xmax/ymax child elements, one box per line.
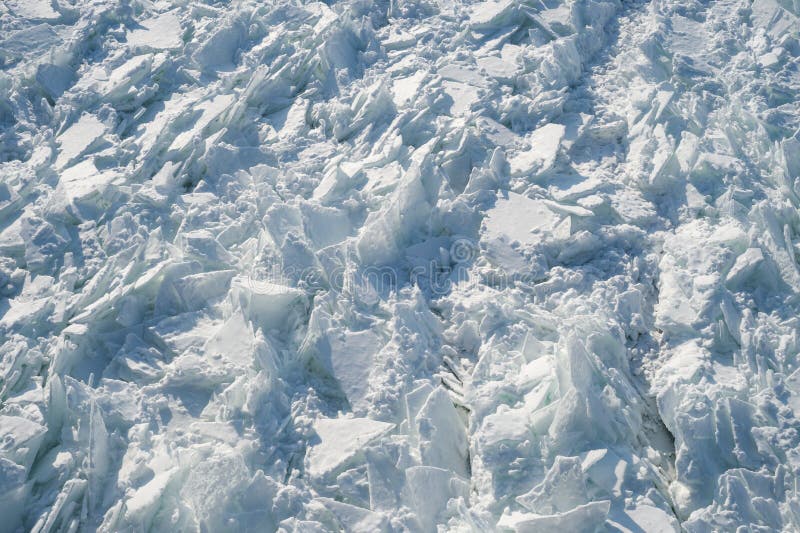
<box><xmin>1</xmin><ymin>0</ymin><xmax>800</xmax><ymax>531</ymax></box>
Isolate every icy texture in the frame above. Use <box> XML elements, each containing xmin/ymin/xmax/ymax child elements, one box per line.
<box><xmin>1</xmin><ymin>0</ymin><xmax>800</xmax><ymax>531</ymax></box>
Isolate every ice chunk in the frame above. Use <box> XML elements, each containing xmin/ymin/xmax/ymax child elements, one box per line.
<box><xmin>103</xmin><ymin>54</ymin><xmax>155</xmax><ymax>100</ymax></box>
<box><xmin>483</xmin><ymin>191</ymin><xmax>561</xmax><ymax>247</ymax></box>
<box><xmin>442</xmin><ymin>81</ymin><xmax>481</xmax><ymax>116</ymax></box>
<box><xmin>56</xmin><ymin>159</ymin><xmax>119</xmax><ymax>210</ymax></box>
<box><xmin>725</xmin><ymin>248</ymin><xmax>764</xmax><ymax>288</ymax></box>
<box><xmin>320</xmin><ymin>329</ymin><xmax>383</xmax><ymax>410</ymax></box>
<box><xmin>392</xmin><ymin>71</ymin><xmax>426</xmax><ymax>107</ymax></box>
<box><xmin>169</xmin><ymin>94</ymin><xmax>235</xmax><ymax>152</ymax></box>
<box><xmin>623</xmin><ymin>504</ymin><xmax>680</xmax><ymax>532</ymax></box>
<box><xmin>478</xmin><ymin>405</ymin><xmax>531</xmax><ymax>447</ymax></box>
<box><xmin>0</xmin><ymin>458</ymin><xmax>27</xmax><ymax>532</ymax></box>
<box><xmin>203</xmin><ymin>311</ymin><xmax>257</xmax><ymax>368</ymax></box>
<box><xmin>608</xmin><ymin>189</ymin><xmax>657</xmax><ymax>225</ymax></box>
<box><xmin>498</xmin><ymin>501</ymin><xmax>611</xmax><ymax>532</ymax></box>
<box><xmin>193</xmin><ymin>21</ymin><xmax>246</xmax><ymax>71</ymax></box>
<box><xmin>0</xmin><ymin>416</ymin><xmax>46</xmax><ymax>472</ymax></box>
<box><xmin>229</xmin><ymin>277</ymin><xmax>308</xmax><ymax>333</ymax></box>
<box><xmin>306</xmin><ymin>418</ymin><xmax>394</xmax><ymax>478</ymax></box>
<box><xmin>439</xmin><ymin>65</ymin><xmax>488</xmax><ymax>88</ymax></box>
<box><xmin>317</xmin><ymin>498</ymin><xmax>388</xmax><ymax>531</ymax></box>
<box><xmin>403</xmin><ymin>466</ymin><xmax>469</xmax><ymax>531</ymax></box>
<box><xmin>517</xmin><ymin>456</ymin><xmax>587</xmax><ymax>514</ymax></box>
<box><xmin>580</xmin><ymin>449</ymin><xmax>627</xmax><ymax>497</ymax></box>
<box><xmin>476</xmin><ymin>55</ymin><xmax>517</xmax><ymax>81</ymax></box>
<box><xmin>0</xmin><ymin>24</ymin><xmax>61</xmax><ymax>65</ymax></box>
<box><xmin>124</xmin><ymin>469</ymin><xmax>177</xmax><ymax>526</ymax></box>
<box><xmin>5</xmin><ymin>0</ymin><xmax>60</xmax><ymax>19</ymax></box>
<box><xmin>416</xmin><ymin>386</ymin><xmax>469</xmax><ymax>478</ymax></box>
<box><xmin>510</xmin><ymin>124</ymin><xmax>565</xmax><ymax>176</ymax></box>
<box><xmin>55</xmin><ymin>114</ymin><xmax>105</xmax><ymax>170</ymax></box>
<box><xmin>469</xmin><ymin>0</ymin><xmax>516</xmax><ymax>27</ymax></box>
<box><xmin>127</xmin><ymin>13</ymin><xmax>183</xmax><ymax>50</ymax></box>
<box><xmin>366</xmin><ymin>451</ymin><xmax>404</xmax><ymax>511</ymax></box>
<box><xmin>301</xmin><ymin>204</ymin><xmax>353</xmax><ymax>249</ymax></box>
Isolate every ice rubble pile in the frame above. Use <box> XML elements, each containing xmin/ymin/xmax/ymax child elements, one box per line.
<box><xmin>1</xmin><ymin>0</ymin><xmax>800</xmax><ymax>530</ymax></box>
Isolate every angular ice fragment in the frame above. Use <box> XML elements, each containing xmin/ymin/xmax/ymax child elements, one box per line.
<box><xmin>439</xmin><ymin>65</ymin><xmax>489</xmax><ymax>88</ymax></box>
<box><xmin>469</xmin><ymin>0</ymin><xmax>516</xmax><ymax>27</ymax></box>
<box><xmin>556</xmin><ymin>230</ymin><xmax>601</xmax><ymax>264</ymax></box>
<box><xmin>479</xmin><ymin>405</ymin><xmax>530</xmax><ymax>447</ymax></box>
<box><xmin>442</xmin><ymin>81</ymin><xmax>481</xmax><ymax>116</ymax></box>
<box><xmin>608</xmin><ymin>189</ymin><xmax>657</xmax><ymax>225</ymax></box>
<box><xmin>306</xmin><ymin>418</ymin><xmax>394</xmax><ymax>478</ymax></box>
<box><xmin>416</xmin><ymin>387</ymin><xmax>469</xmax><ymax>478</ymax></box>
<box><xmin>542</xmin><ymin>199</ymin><xmax>593</xmax><ymax>218</ymax></box>
<box><xmin>124</xmin><ymin>469</ymin><xmax>177</xmax><ymax>525</ymax></box>
<box><xmin>580</xmin><ymin>449</ymin><xmax>627</xmax><ymax>497</ymax></box>
<box><xmin>403</xmin><ymin>466</ymin><xmax>469</xmax><ymax>531</ymax></box>
<box><xmin>230</xmin><ymin>277</ymin><xmax>308</xmax><ymax>333</ymax></box>
<box><xmin>127</xmin><ymin>13</ymin><xmax>183</xmax><ymax>50</ymax></box>
<box><xmin>103</xmin><ymin>54</ymin><xmax>154</xmax><ymax>99</ymax></box>
<box><xmin>498</xmin><ymin>501</ymin><xmax>610</xmax><ymax>532</ymax></box>
<box><xmin>55</xmin><ymin>114</ymin><xmax>105</xmax><ymax>170</ymax></box>
<box><xmin>0</xmin><ymin>416</ymin><xmax>46</xmax><ymax>472</ymax></box>
<box><xmin>317</xmin><ymin>498</ymin><xmax>388</xmax><ymax>531</ymax></box>
<box><xmin>622</xmin><ymin>504</ymin><xmax>680</xmax><ymax>532</ymax></box>
<box><xmin>725</xmin><ymin>248</ymin><xmax>764</xmax><ymax>288</ymax></box>
<box><xmin>5</xmin><ymin>0</ymin><xmax>60</xmax><ymax>19</ymax></box>
<box><xmin>366</xmin><ymin>451</ymin><xmax>404</xmax><ymax>511</ymax></box>
<box><xmin>56</xmin><ymin>159</ymin><xmax>119</xmax><ymax>211</ymax></box>
<box><xmin>483</xmin><ymin>191</ymin><xmax>561</xmax><ymax>247</ymax></box>
<box><xmin>203</xmin><ymin>311</ymin><xmax>257</xmax><ymax>368</ymax></box>
<box><xmin>177</xmin><ymin>229</ymin><xmax>234</xmax><ymax>269</ymax></box>
<box><xmin>169</xmin><ymin>94</ymin><xmax>235</xmax><ymax>153</ymax></box>
<box><xmin>320</xmin><ymin>329</ymin><xmax>383</xmax><ymax>410</ymax></box>
<box><xmin>517</xmin><ymin>456</ymin><xmax>587</xmax><ymax>514</ymax></box>
<box><xmin>391</xmin><ymin>72</ymin><xmax>426</xmax><ymax>107</ymax></box>
<box><xmin>510</xmin><ymin>124</ymin><xmax>565</xmax><ymax>176</ymax></box>
<box><xmin>0</xmin><ymin>458</ymin><xmax>27</xmax><ymax>532</ymax></box>
<box><xmin>476</xmin><ymin>55</ymin><xmax>517</xmax><ymax>82</ymax></box>
<box><xmin>36</xmin><ymin>64</ymin><xmax>73</xmax><ymax>99</ymax></box>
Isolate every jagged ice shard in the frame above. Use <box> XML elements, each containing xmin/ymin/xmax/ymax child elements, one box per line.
<box><xmin>1</xmin><ymin>0</ymin><xmax>800</xmax><ymax>531</ymax></box>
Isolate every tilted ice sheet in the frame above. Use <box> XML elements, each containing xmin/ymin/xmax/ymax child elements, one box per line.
<box><xmin>1</xmin><ymin>0</ymin><xmax>800</xmax><ymax>531</ymax></box>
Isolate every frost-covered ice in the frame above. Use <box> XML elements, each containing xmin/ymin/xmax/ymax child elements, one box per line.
<box><xmin>1</xmin><ymin>0</ymin><xmax>800</xmax><ymax>531</ymax></box>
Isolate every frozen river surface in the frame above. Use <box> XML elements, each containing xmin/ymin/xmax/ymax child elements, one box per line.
<box><xmin>1</xmin><ymin>0</ymin><xmax>800</xmax><ymax>530</ymax></box>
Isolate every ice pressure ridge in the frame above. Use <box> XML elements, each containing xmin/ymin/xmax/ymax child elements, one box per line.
<box><xmin>1</xmin><ymin>0</ymin><xmax>800</xmax><ymax>531</ymax></box>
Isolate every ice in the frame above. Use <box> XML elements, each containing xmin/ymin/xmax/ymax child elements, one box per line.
<box><xmin>169</xmin><ymin>94</ymin><xmax>236</xmax><ymax>153</ymax></box>
<box><xmin>484</xmin><ymin>191</ymin><xmax>561</xmax><ymax>246</ymax></box>
<box><xmin>498</xmin><ymin>501</ymin><xmax>611</xmax><ymax>532</ymax></box>
<box><xmin>315</xmin><ymin>498</ymin><xmax>388</xmax><ymax>531</ymax></box>
<box><xmin>54</xmin><ymin>115</ymin><xmax>105</xmax><ymax>170</ymax></box>
<box><xmin>127</xmin><ymin>13</ymin><xmax>183</xmax><ymax>51</ymax></box>
<box><xmin>4</xmin><ymin>0</ymin><xmax>60</xmax><ymax>20</ymax></box>
<box><xmin>318</xmin><ymin>329</ymin><xmax>383</xmax><ymax>410</ymax></box>
<box><xmin>403</xmin><ymin>466</ymin><xmax>470</xmax><ymax>531</ymax></box>
<box><xmin>416</xmin><ymin>386</ymin><xmax>469</xmax><ymax>478</ymax></box>
<box><xmin>305</xmin><ymin>418</ymin><xmax>394</xmax><ymax>478</ymax></box>
<box><xmin>3</xmin><ymin>0</ymin><xmax>800</xmax><ymax>529</ymax></box>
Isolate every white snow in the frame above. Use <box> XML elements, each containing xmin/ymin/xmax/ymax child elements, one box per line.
<box><xmin>306</xmin><ymin>417</ymin><xmax>394</xmax><ymax>478</ymax></box>
<box><xmin>2</xmin><ymin>0</ymin><xmax>800</xmax><ymax>530</ymax></box>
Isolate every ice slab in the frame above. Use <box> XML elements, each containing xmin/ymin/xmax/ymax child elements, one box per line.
<box><xmin>55</xmin><ymin>115</ymin><xmax>105</xmax><ymax>170</ymax></box>
<box><xmin>127</xmin><ymin>13</ymin><xmax>183</xmax><ymax>50</ymax></box>
<box><xmin>498</xmin><ymin>501</ymin><xmax>611</xmax><ymax>532</ymax></box>
<box><xmin>483</xmin><ymin>191</ymin><xmax>562</xmax><ymax>247</ymax></box>
<box><xmin>306</xmin><ymin>418</ymin><xmax>394</xmax><ymax>478</ymax></box>
<box><xmin>510</xmin><ymin>124</ymin><xmax>565</xmax><ymax>177</ymax></box>
<box><xmin>5</xmin><ymin>0</ymin><xmax>59</xmax><ymax>20</ymax></box>
<box><xmin>323</xmin><ymin>329</ymin><xmax>383</xmax><ymax>410</ymax></box>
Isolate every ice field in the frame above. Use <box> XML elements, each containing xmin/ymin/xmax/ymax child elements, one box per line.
<box><xmin>1</xmin><ymin>0</ymin><xmax>800</xmax><ymax>530</ymax></box>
